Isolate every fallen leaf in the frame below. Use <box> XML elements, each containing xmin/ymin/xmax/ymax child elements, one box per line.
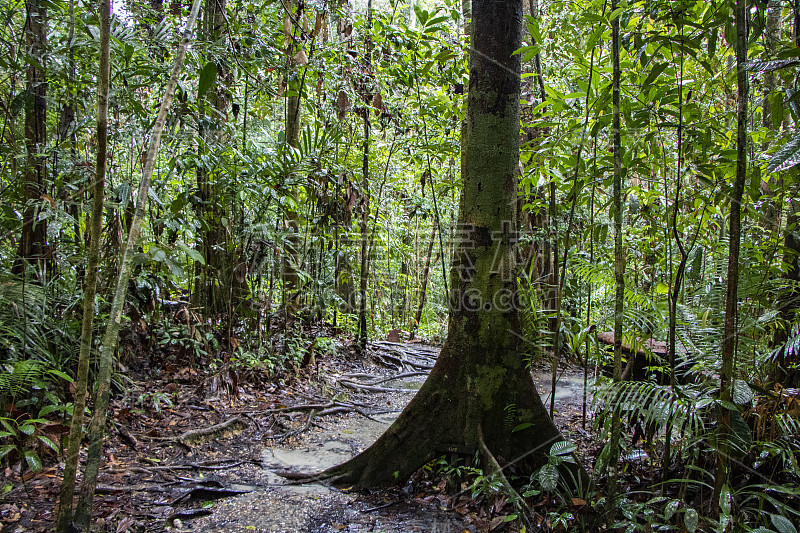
<box><xmin>489</xmin><ymin>516</ymin><xmax>506</xmax><ymax>531</ymax></box>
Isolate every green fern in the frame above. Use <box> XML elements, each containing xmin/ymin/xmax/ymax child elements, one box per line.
<box><xmin>594</xmin><ymin>380</ymin><xmax>713</xmax><ymax>446</ymax></box>
<box><xmin>0</xmin><ymin>360</ymin><xmax>46</xmax><ymax>405</ymax></box>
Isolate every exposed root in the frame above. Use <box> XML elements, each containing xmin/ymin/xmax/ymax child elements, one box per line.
<box><xmin>338</xmin><ymin>379</ymin><xmax>417</xmax><ymax>393</ymax></box>
<box><xmin>179</xmin><ymin>416</ymin><xmax>249</xmax><ymax>447</ymax></box>
<box><xmin>273</xmin><ymin>409</ymin><xmax>317</xmax><ymax>443</ymax></box>
<box><xmin>368</xmin><ymin>342</ymin><xmax>438</xmax><ymax>371</ymax></box>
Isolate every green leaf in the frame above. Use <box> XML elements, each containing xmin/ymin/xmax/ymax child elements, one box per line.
<box><xmin>643</xmin><ymin>62</ymin><xmax>668</xmax><ymax>88</ymax></box>
<box><xmin>771</xmin><ymin>514</ymin><xmax>798</xmax><ymax>533</ymax></box>
<box><xmin>0</xmin><ymin>444</ymin><xmax>15</xmax><ymax>460</ymax></box>
<box><xmin>47</xmin><ymin>369</ymin><xmax>73</xmax><ymax>382</ymax></box>
<box><xmin>767</xmin><ymin>130</ymin><xmax>800</xmax><ymax>174</ymax></box>
<box><xmin>37</xmin><ymin>435</ymin><xmax>59</xmax><ymax>453</ymax></box>
<box><xmin>684</xmin><ymin>507</ymin><xmax>698</xmax><ymax>533</ymax></box>
<box><xmin>729</xmin><ymin>409</ymin><xmax>752</xmax><ymax>458</ymax></box>
<box><xmin>732</xmin><ymin>380</ymin><xmax>753</xmax><ymax>405</ymax></box>
<box><xmin>719</xmin><ymin>484</ymin><xmax>731</xmax><ymax>516</ymax></box>
<box><xmin>38</xmin><ymin>405</ymin><xmax>61</xmax><ymax>417</ymax></box>
<box><xmin>608</xmin><ymin>7</ymin><xmax>625</xmax><ymax>21</ymax></box>
<box><xmin>549</xmin><ymin>441</ymin><xmax>577</xmax><ymax>456</ymax></box>
<box><xmin>538</xmin><ymin>463</ymin><xmax>558</xmax><ymax>491</ymax></box>
<box><xmin>178</xmin><ymin>242</ymin><xmax>206</xmax><ymax>265</ymax></box>
<box><xmin>24</xmin><ymin>450</ymin><xmax>42</xmax><ymax>472</ymax></box>
<box><xmin>197</xmin><ymin>61</ymin><xmax>218</xmax><ymax>99</ymax></box>
<box><xmin>664</xmin><ymin>499</ymin><xmax>680</xmax><ymax>521</ymax></box>
<box><xmin>708</xmin><ymin>27</ymin><xmax>717</xmax><ymax>57</ymax></box>
<box><xmin>743</xmin><ymin>59</ymin><xmax>800</xmax><ymax>74</ymax></box>
<box><xmin>512</xmin><ymin>422</ymin><xmax>533</xmax><ymax>433</ymax></box>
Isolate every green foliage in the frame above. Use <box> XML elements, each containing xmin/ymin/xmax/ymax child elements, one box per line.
<box><xmin>527</xmin><ymin>440</ymin><xmax>577</xmax><ymax>494</ymax></box>
<box><xmin>0</xmin><ymin>412</ymin><xmax>60</xmax><ymax>473</ymax></box>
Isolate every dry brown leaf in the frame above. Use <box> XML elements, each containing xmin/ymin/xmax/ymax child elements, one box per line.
<box><xmin>313</xmin><ymin>12</ymin><xmax>323</xmax><ymax>36</ymax></box>
<box><xmin>372</xmin><ymin>92</ymin><xmax>383</xmax><ymax>115</ymax></box>
<box><xmin>488</xmin><ymin>516</ymin><xmax>506</xmax><ymax>531</ymax></box>
<box><xmin>336</xmin><ymin>90</ymin><xmax>351</xmax><ymax>120</ymax></box>
<box><xmin>294</xmin><ymin>49</ymin><xmax>308</xmax><ymax>65</ymax></box>
<box><xmin>40</xmin><ymin>193</ymin><xmax>56</xmax><ymax>207</ymax></box>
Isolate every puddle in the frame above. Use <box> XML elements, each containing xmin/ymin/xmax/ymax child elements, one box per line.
<box><xmin>265</xmin><ymin>439</ymin><xmax>353</xmax><ymax>472</ymax></box>
<box><xmin>532</xmin><ymin>369</ymin><xmax>595</xmax><ymax>410</ymax></box>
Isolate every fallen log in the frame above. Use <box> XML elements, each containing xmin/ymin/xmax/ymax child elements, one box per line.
<box><xmin>596</xmin><ymin>331</ymin><xmax>688</xmax><ymax>382</ymax></box>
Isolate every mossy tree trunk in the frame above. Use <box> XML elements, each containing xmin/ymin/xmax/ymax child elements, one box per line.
<box><xmin>606</xmin><ymin>0</ymin><xmax>625</xmax><ymax>523</ymax></box>
<box><xmin>54</xmin><ymin>0</ymin><xmax>109</xmax><ymax>528</ymax></box>
<box><xmin>357</xmin><ymin>0</ymin><xmax>373</xmax><ymax>350</ymax></box>
<box><xmin>320</xmin><ymin>0</ymin><xmax>567</xmax><ymax>488</ymax></box>
<box><xmin>14</xmin><ymin>0</ymin><xmax>49</xmax><ymax>277</ymax></box>
<box><xmin>282</xmin><ymin>0</ymin><xmax>302</xmax><ymax>333</ymax></box>
<box><xmin>193</xmin><ymin>0</ymin><xmax>229</xmax><ymax>318</ymax></box>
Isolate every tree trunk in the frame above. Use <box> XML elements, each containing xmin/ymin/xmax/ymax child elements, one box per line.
<box><xmin>358</xmin><ymin>0</ymin><xmax>373</xmax><ymax>350</ymax></box>
<box><xmin>72</xmin><ymin>2</ymin><xmax>203</xmax><ymax>527</ymax></box>
<box><xmin>14</xmin><ymin>0</ymin><xmax>49</xmax><ymax>276</ymax></box>
<box><xmin>772</xmin><ymin>201</ymin><xmax>800</xmax><ymax>386</ymax></box>
<box><xmin>767</xmin><ymin>1</ymin><xmax>799</xmax><ymax>386</ymax></box>
<box><xmin>713</xmin><ymin>0</ymin><xmax>748</xmax><ymax>513</ymax></box>
<box><xmin>193</xmin><ymin>0</ymin><xmax>229</xmax><ymax>318</ymax></box>
<box><xmin>607</xmin><ymin>0</ymin><xmax>625</xmax><ymax>523</ymax></box>
<box><xmin>317</xmin><ymin>0</ymin><xmax>571</xmax><ymax>489</ymax></box>
<box><xmin>282</xmin><ymin>0</ymin><xmax>302</xmax><ymax>333</ymax></box>
<box><xmin>54</xmin><ymin>0</ymin><xmax>110</xmax><ymax>529</ymax></box>
<box><xmin>409</xmin><ymin>224</ymin><xmax>437</xmax><ymax>341</ymax></box>
<box><xmin>663</xmin><ymin>18</ymin><xmax>688</xmax><ymax>484</ymax></box>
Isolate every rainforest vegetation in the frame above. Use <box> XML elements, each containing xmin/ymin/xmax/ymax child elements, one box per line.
<box><xmin>1</xmin><ymin>0</ymin><xmax>800</xmax><ymax>530</ymax></box>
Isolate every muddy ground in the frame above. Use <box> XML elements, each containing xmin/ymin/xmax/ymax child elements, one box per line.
<box><xmin>0</xmin><ymin>341</ymin><xmax>599</xmax><ymax>533</ymax></box>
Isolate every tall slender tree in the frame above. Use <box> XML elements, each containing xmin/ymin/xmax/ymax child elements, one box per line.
<box><xmin>193</xmin><ymin>0</ymin><xmax>229</xmax><ymax>316</ymax></box>
<box><xmin>282</xmin><ymin>0</ymin><xmax>303</xmax><ymax>334</ymax></box>
<box><xmin>713</xmin><ymin>0</ymin><xmax>749</xmax><ymax>512</ymax></box>
<box><xmin>357</xmin><ymin>0</ymin><xmax>373</xmax><ymax>350</ymax></box>
<box><xmin>71</xmin><ymin>1</ymin><xmax>203</xmax><ymax>527</ymax></box>
<box><xmin>606</xmin><ymin>0</ymin><xmax>625</xmax><ymax>523</ymax></box>
<box><xmin>54</xmin><ymin>0</ymin><xmax>111</xmax><ymax>528</ymax></box>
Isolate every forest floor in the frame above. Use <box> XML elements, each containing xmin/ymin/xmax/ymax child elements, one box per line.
<box><xmin>0</xmin><ymin>335</ymin><xmax>603</xmax><ymax>533</ymax></box>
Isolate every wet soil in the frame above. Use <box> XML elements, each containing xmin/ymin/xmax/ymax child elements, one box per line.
<box><xmin>0</xmin><ymin>342</ymin><xmax>598</xmax><ymax>533</ymax></box>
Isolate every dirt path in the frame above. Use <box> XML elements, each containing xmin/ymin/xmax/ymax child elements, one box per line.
<box><xmin>183</xmin><ymin>344</ymin><xmax>481</xmax><ymax>533</ymax></box>
<box><xmin>180</xmin><ymin>347</ymin><xmax>596</xmax><ymax>533</ymax></box>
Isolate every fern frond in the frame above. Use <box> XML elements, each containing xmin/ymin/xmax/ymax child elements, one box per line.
<box><xmin>0</xmin><ymin>360</ymin><xmax>46</xmax><ymax>402</ymax></box>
